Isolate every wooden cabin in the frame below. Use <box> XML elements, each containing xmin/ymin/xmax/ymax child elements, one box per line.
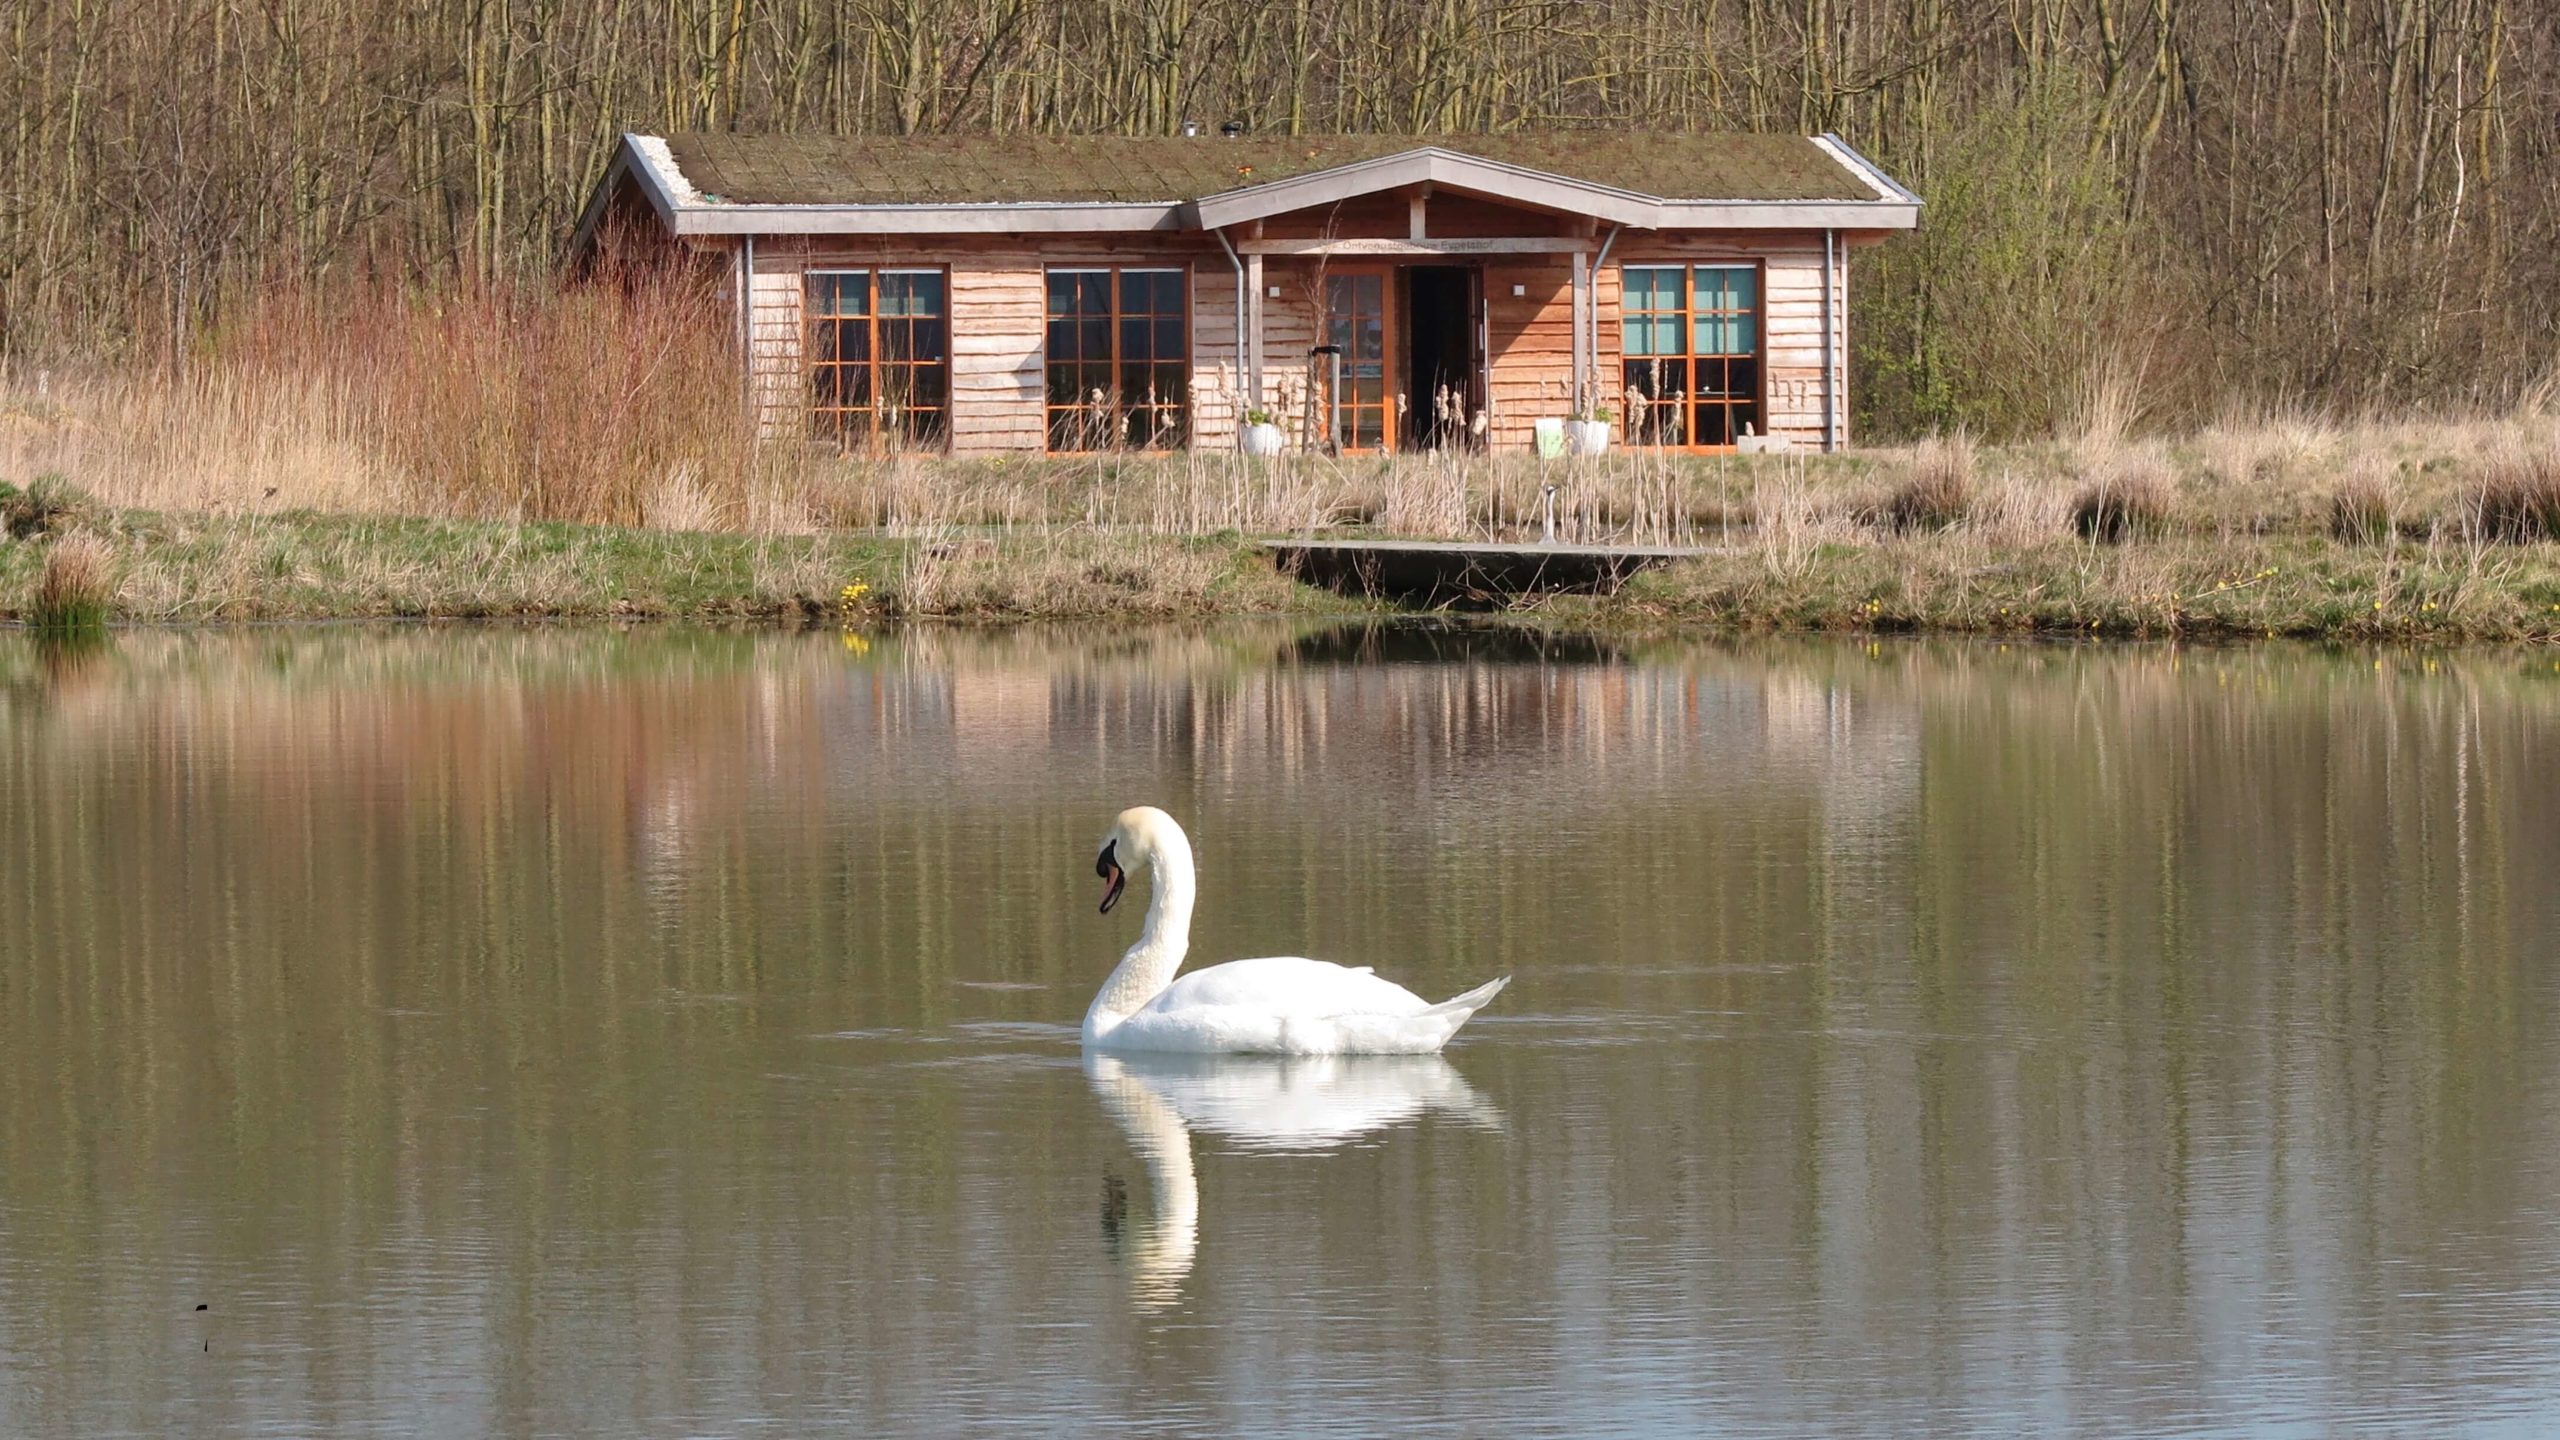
<box><xmin>571</xmin><ymin>132</ymin><xmax>1918</xmax><ymax>456</ymax></box>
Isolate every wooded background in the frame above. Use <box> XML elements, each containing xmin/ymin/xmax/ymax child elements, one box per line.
<box><xmin>4</xmin><ymin>0</ymin><xmax>2553</xmax><ymax>437</ymax></box>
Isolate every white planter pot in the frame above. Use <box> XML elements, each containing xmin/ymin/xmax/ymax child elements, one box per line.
<box><xmin>1532</xmin><ymin>417</ymin><xmax>1568</xmax><ymax>459</ymax></box>
<box><xmin>1241</xmin><ymin>422</ymin><xmax>1286</xmax><ymax>457</ymax></box>
<box><xmin>1567</xmin><ymin>419</ymin><xmax>1613</xmax><ymax>456</ymax></box>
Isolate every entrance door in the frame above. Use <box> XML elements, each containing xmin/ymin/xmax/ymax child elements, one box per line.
<box><xmin>1323</xmin><ymin>268</ymin><xmax>1395</xmax><ymax>453</ymax></box>
<box><xmin>1403</xmin><ymin>264</ymin><xmax>1481</xmax><ymax>450</ymax></box>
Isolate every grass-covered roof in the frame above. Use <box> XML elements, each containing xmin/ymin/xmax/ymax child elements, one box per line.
<box><xmin>659</xmin><ymin>132</ymin><xmax>1875</xmax><ymax>207</ymax></box>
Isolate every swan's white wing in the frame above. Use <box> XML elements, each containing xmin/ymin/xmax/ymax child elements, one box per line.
<box><xmin>1140</xmin><ymin>957</ymin><xmax>1431</xmax><ymax>1019</ymax></box>
<box><xmin>1098</xmin><ymin>959</ymin><xmax>1504</xmax><ymax>1055</ymax></box>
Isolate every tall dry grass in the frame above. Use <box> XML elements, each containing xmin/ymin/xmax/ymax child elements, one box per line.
<box><xmin>4</xmin><ymin>273</ymin><xmax>2559</xmax><ymax>557</ymax></box>
<box><xmin>2</xmin><ymin>264</ymin><xmax>803</xmax><ymax>529</ymax></box>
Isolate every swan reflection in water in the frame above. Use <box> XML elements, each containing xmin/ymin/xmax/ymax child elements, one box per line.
<box><xmin>1086</xmin><ymin>1051</ymin><xmax>1505</xmax><ymax>1312</ymax></box>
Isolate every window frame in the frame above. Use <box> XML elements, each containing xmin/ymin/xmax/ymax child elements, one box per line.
<box><xmin>1042</xmin><ymin>264</ymin><xmax>1193</xmax><ymax>453</ymax></box>
<box><xmin>1616</xmin><ymin>261</ymin><xmax>1765</xmax><ymax>453</ymax></box>
<box><xmin>805</xmin><ymin>266</ymin><xmax>952</xmax><ymax>453</ymax></box>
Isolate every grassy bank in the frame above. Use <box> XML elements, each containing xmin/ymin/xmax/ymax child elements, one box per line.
<box><xmin>1596</xmin><ymin>535</ymin><xmax>2560</xmax><ymax>643</ymax></box>
<box><xmin>2</xmin><ymin>501</ymin><xmax>2557</xmax><ymax>643</ymax></box>
<box><xmin>0</xmin><ymin>510</ymin><xmax>1348</xmax><ymax>623</ymax></box>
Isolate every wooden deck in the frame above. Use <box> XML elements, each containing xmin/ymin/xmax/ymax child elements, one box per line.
<box><xmin>1264</xmin><ymin>538</ymin><xmax>1717</xmax><ymax>605</ymax></box>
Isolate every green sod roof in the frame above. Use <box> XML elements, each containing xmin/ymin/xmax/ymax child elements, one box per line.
<box><xmin>659</xmin><ymin>132</ymin><xmax>1877</xmax><ymax>207</ymax></box>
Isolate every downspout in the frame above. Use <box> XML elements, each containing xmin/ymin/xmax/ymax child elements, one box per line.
<box><xmin>737</xmin><ymin>235</ymin><xmax>756</xmax><ymax>423</ymax></box>
<box><xmin>1212</xmin><ymin>227</ymin><xmax>1249</xmax><ymax>450</ymax></box>
<box><xmin>1588</xmin><ymin>224</ymin><xmax>1622</xmax><ymax>420</ymax></box>
<box><xmin>1820</xmin><ymin>228</ymin><xmax>1837</xmax><ymax>453</ymax></box>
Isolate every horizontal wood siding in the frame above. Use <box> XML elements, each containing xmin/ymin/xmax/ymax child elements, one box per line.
<box><xmin>744</xmin><ymin>245</ymin><xmax>804</xmax><ymax>439</ymax></box>
<box><xmin>1190</xmin><ymin>263</ymin><xmax>1243</xmax><ymax>451</ymax></box>
<box><xmin>947</xmin><ymin>258</ymin><xmax>1044</xmax><ymax>456</ymax></box>
<box><xmin>1257</xmin><ymin>264</ymin><xmax>1323</xmax><ymax>449</ymax></box>
<box><xmin>726</xmin><ymin>229</ymin><xmax>1852</xmax><ymax>456</ymax></box>
<box><xmin>1481</xmin><ymin>262</ymin><xmax>1578</xmax><ymax>450</ymax></box>
<box><xmin>1253</xmin><ymin>190</ymin><xmax>1575</xmax><ymax>241</ymax></box>
<box><xmin>741</xmin><ymin>236</ymin><xmax>1239</xmax><ymax>455</ymax></box>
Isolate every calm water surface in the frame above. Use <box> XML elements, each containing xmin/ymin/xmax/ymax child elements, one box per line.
<box><xmin>3</xmin><ymin>623</ymin><xmax>2559</xmax><ymax>1436</ymax></box>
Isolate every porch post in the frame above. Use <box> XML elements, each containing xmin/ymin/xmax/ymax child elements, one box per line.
<box><xmin>1245</xmin><ymin>252</ymin><xmax>1265</xmax><ymax>412</ymax></box>
<box><xmin>1570</xmin><ymin>248</ymin><xmax>1591</xmax><ymax>414</ymax></box>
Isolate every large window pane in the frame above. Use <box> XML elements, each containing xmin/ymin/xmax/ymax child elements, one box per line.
<box><xmin>1123</xmin><ymin>270</ymin><xmax>1178</xmax><ymax>313</ymax></box>
<box><xmin>1623</xmin><ymin>266</ymin><xmax>1676</xmax><ymax>311</ymax></box>
<box><xmin>1043</xmin><ymin>265</ymin><xmax>1190</xmax><ymax>451</ymax></box>
<box><xmin>879</xmin><ymin>271</ymin><xmax>944</xmax><ymax>317</ymax></box>
<box><xmin>1045</xmin><ymin>359</ymin><xmax>1084</xmax><ymax>406</ymax></box>
<box><xmin>806</xmin><ymin>269</ymin><xmax>946</xmax><ymax>453</ymax></box>
<box><xmin>1616</xmin><ymin>261</ymin><xmax>1762</xmax><ymax>450</ymax></box>
<box><xmin>810</xmin><ymin>271</ymin><xmax>870</xmax><ymax>318</ymax></box>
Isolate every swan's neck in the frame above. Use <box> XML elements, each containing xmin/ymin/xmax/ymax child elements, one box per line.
<box><xmin>1083</xmin><ymin>832</ymin><xmax>1195</xmax><ymax>1040</ymax></box>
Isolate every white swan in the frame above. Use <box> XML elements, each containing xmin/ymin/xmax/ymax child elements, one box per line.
<box><xmin>1082</xmin><ymin>806</ymin><xmax>1508</xmax><ymax>1054</ymax></box>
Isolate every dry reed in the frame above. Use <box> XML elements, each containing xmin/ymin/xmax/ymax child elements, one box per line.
<box><xmin>2071</xmin><ymin>450</ymin><xmax>2178</xmax><ymax>542</ymax></box>
<box><xmin>2327</xmin><ymin>455</ymin><xmax>2397</xmax><ymax>544</ymax></box>
<box><xmin>30</xmin><ymin>530</ymin><xmax>116</xmax><ymax>631</ymax></box>
<box><xmin>2463</xmin><ymin>443</ymin><xmax>2560</xmax><ymax>543</ymax></box>
<box><xmin>1883</xmin><ymin>433</ymin><xmax>1976</xmax><ymax>532</ymax></box>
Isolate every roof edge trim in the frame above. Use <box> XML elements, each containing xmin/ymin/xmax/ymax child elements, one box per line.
<box><xmin>1814</xmin><ymin>133</ymin><xmax>1923</xmax><ymax>208</ymax></box>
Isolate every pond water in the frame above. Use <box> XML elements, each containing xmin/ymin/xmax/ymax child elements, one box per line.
<box><xmin>3</xmin><ymin>623</ymin><xmax>2559</xmax><ymax>1436</ymax></box>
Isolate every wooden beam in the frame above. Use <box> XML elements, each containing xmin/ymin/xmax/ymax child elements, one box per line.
<box><xmin>1245</xmin><ymin>251</ymin><xmax>1265</xmax><ymax>407</ymax></box>
<box><xmin>1409</xmin><ymin>189</ymin><xmax>1428</xmax><ymax>241</ymax></box>
<box><xmin>1571</xmin><ymin>248</ymin><xmax>1591</xmax><ymax>412</ymax></box>
<box><xmin>1237</xmin><ymin>236</ymin><xmax>1593</xmax><ymax>257</ymax></box>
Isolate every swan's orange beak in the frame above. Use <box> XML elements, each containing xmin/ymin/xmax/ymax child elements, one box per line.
<box><xmin>1096</xmin><ymin>839</ymin><xmax>1127</xmax><ymax>914</ymax></box>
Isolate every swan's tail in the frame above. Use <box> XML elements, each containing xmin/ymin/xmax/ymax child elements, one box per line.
<box><xmin>1429</xmin><ymin>976</ymin><xmax>1509</xmax><ymax>1016</ymax></box>
<box><xmin>1418</xmin><ymin>976</ymin><xmax>1509</xmax><ymax>1048</ymax></box>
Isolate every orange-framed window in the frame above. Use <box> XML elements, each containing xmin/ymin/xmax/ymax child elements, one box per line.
<box><xmin>808</xmin><ymin>269</ymin><xmax>948</xmax><ymax>451</ymax></box>
<box><xmin>1619</xmin><ymin>264</ymin><xmax>1761</xmax><ymax>449</ymax></box>
<box><xmin>1044</xmin><ymin>267</ymin><xmax>1189</xmax><ymax>451</ymax></box>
